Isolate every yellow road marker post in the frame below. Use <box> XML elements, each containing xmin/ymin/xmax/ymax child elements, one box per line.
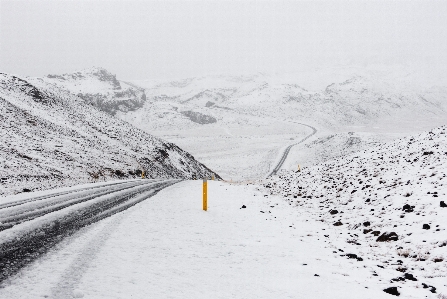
<box><xmin>298</xmin><ymin>164</ymin><xmax>301</xmax><ymax>172</ymax></box>
<box><xmin>142</xmin><ymin>170</ymin><xmax>145</xmax><ymax>178</ymax></box>
<box><xmin>203</xmin><ymin>178</ymin><xmax>207</xmax><ymax>211</ymax></box>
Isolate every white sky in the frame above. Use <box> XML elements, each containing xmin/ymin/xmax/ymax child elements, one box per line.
<box><xmin>1</xmin><ymin>0</ymin><xmax>446</xmax><ymax>80</ymax></box>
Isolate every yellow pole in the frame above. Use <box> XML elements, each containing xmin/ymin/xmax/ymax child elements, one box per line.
<box><xmin>142</xmin><ymin>170</ymin><xmax>145</xmax><ymax>178</ymax></box>
<box><xmin>212</xmin><ymin>174</ymin><xmax>214</xmax><ymax>180</ymax></box>
<box><xmin>203</xmin><ymin>179</ymin><xmax>207</xmax><ymax>211</ymax></box>
<box><xmin>298</xmin><ymin>164</ymin><xmax>301</xmax><ymax>172</ymax></box>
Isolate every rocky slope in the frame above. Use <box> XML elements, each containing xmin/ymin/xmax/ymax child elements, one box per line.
<box><xmin>261</xmin><ymin>125</ymin><xmax>447</xmax><ymax>296</ymax></box>
<box><xmin>0</xmin><ymin>73</ymin><xmax>220</xmax><ymax>196</ymax></box>
<box><xmin>45</xmin><ymin>67</ymin><xmax>146</xmax><ymax>115</ymax></box>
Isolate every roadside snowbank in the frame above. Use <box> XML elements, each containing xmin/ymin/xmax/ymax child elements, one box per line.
<box><xmin>262</xmin><ymin>125</ymin><xmax>447</xmax><ymax>297</ymax></box>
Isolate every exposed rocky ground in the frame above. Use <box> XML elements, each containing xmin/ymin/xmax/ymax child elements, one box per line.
<box><xmin>180</xmin><ymin>110</ymin><xmax>217</xmax><ymax>124</ymax></box>
<box><xmin>0</xmin><ymin>73</ymin><xmax>220</xmax><ymax>196</ymax></box>
<box><xmin>45</xmin><ymin>67</ymin><xmax>147</xmax><ymax>115</ymax></box>
<box><xmin>261</xmin><ymin>125</ymin><xmax>447</xmax><ymax>297</ymax></box>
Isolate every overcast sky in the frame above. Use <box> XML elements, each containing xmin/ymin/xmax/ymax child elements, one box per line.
<box><xmin>1</xmin><ymin>0</ymin><xmax>446</xmax><ymax>80</ymax></box>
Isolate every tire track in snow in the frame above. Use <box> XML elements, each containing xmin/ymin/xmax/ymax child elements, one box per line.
<box><xmin>0</xmin><ymin>179</ymin><xmax>179</xmax><ymax>283</ymax></box>
<box><xmin>50</xmin><ymin>210</ymin><xmax>126</xmax><ymax>299</ymax></box>
<box><xmin>0</xmin><ymin>180</ymin><xmax>152</xmax><ymax>231</ymax></box>
<box><xmin>267</xmin><ymin>123</ymin><xmax>317</xmax><ymax>177</ymax></box>
<box><xmin>0</xmin><ymin>179</ymin><xmax>146</xmax><ymax>210</ymax></box>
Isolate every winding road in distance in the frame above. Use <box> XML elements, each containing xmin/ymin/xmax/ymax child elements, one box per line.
<box><xmin>267</xmin><ymin>123</ymin><xmax>317</xmax><ymax>177</ymax></box>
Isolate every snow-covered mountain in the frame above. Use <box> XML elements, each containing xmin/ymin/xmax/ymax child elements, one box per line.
<box><xmin>45</xmin><ymin>67</ymin><xmax>146</xmax><ymax>116</ymax></box>
<box><xmin>0</xmin><ymin>73</ymin><xmax>220</xmax><ymax>196</ymax></box>
<box><xmin>39</xmin><ymin>68</ymin><xmax>447</xmax><ymax>180</ymax></box>
<box><xmin>262</xmin><ymin>125</ymin><xmax>447</xmax><ymax>296</ymax></box>
<box><xmin>46</xmin><ymin>68</ymin><xmax>447</xmax><ymax>132</ymax></box>
<box><xmin>131</xmin><ymin>72</ymin><xmax>447</xmax><ymax>129</ymax></box>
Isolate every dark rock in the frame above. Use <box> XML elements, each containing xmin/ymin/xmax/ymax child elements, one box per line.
<box><xmin>241</xmin><ymin>205</ymin><xmax>246</xmax><ymax>209</ymax></box>
<box><xmin>181</xmin><ymin>110</ymin><xmax>217</xmax><ymax>124</ymax></box>
<box><xmin>440</xmin><ymin>201</ymin><xmax>447</xmax><ymax>208</ymax></box>
<box><xmin>333</xmin><ymin>221</ymin><xmax>343</xmax><ymax>226</ymax></box>
<box><xmin>22</xmin><ymin>188</ymin><xmax>32</xmax><ymax>192</ymax></box>
<box><xmin>402</xmin><ymin>204</ymin><xmax>414</xmax><ymax>213</ymax></box>
<box><xmin>383</xmin><ymin>287</ymin><xmax>400</xmax><ymax>296</ymax></box>
<box><xmin>376</xmin><ymin>232</ymin><xmax>398</xmax><ymax>242</ymax></box>
<box><xmin>371</xmin><ymin>231</ymin><xmax>381</xmax><ymax>236</ymax></box>
<box><xmin>423</xmin><ymin>224</ymin><xmax>430</xmax><ymax>230</ymax></box>
<box><xmin>404</xmin><ymin>273</ymin><xmax>417</xmax><ymax>281</ymax></box>
<box><xmin>346</xmin><ymin>253</ymin><xmax>357</xmax><ymax>259</ymax></box>
<box><xmin>330</xmin><ymin>209</ymin><xmax>338</xmax><ymax>215</ymax></box>
<box><xmin>363</xmin><ymin>221</ymin><xmax>371</xmax><ymax>227</ymax></box>
<box><xmin>351</xmin><ymin>190</ymin><xmax>357</xmax><ymax>194</ymax></box>
<box><xmin>115</xmin><ymin>169</ymin><xmax>125</xmax><ymax>177</ymax></box>
<box><xmin>422</xmin><ymin>283</ymin><xmax>437</xmax><ymax>293</ymax></box>
<box><xmin>363</xmin><ymin>229</ymin><xmax>372</xmax><ymax>234</ymax></box>
<box><xmin>18</xmin><ymin>153</ymin><xmax>32</xmax><ymax>160</ymax></box>
<box><xmin>314</xmin><ymin>274</ymin><xmax>319</xmax><ymax>277</ymax></box>
<box><xmin>423</xmin><ymin>151</ymin><xmax>434</xmax><ymax>155</ymax></box>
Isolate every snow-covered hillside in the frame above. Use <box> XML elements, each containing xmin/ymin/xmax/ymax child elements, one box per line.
<box><xmin>45</xmin><ymin>67</ymin><xmax>146</xmax><ymax>116</ymax></box>
<box><xmin>0</xmin><ymin>73</ymin><xmax>220</xmax><ymax>196</ymax></box>
<box><xmin>262</xmin><ymin>125</ymin><xmax>447</xmax><ymax>296</ymax></box>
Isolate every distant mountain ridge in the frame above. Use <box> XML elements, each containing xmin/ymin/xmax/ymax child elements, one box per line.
<box><xmin>0</xmin><ymin>72</ymin><xmax>220</xmax><ymax>196</ymax></box>
<box><xmin>129</xmin><ymin>72</ymin><xmax>447</xmax><ymax>129</ymax></box>
<box><xmin>43</xmin><ymin>68</ymin><xmax>447</xmax><ymax>130</ymax></box>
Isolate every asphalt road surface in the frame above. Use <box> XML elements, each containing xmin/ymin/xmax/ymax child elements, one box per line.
<box><xmin>267</xmin><ymin>123</ymin><xmax>317</xmax><ymax>177</ymax></box>
<box><xmin>0</xmin><ymin>179</ymin><xmax>179</xmax><ymax>283</ymax></box>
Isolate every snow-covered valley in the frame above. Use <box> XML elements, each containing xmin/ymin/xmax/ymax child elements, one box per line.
<box><xmin>40</xmin><ymin>67</ymin><xmax>447</xmax><ymax>180</ymax></box>
<box><xmin>1</xmin><ymin>67</ymin><xmax>447</xmax><ymax>298</ymax></box>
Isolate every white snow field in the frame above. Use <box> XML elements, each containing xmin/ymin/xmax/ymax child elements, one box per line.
<box><xmin>0</xmin><ymin>180</ymin><xmax>396</xmax><ymax>299</ymax></box>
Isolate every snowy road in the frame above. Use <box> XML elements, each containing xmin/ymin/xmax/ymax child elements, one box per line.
<box><xmin>0</xmin><ymin>178</ymin><xmax>179</xmax><ymax>283</ymax></box>
<box><xmin>0</xmin><ymin>181</ymin><xmax>391</xmax><ymax>298</ymax></box>
<box><xmin>267</xmin><ymin>123</ymin><xmax>317</xmax><ymax>177</ymax></box>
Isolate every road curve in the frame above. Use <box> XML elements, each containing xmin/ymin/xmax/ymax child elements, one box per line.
<box><xmin>266</xmin><ymin>123</ymin><xmax>317</xmax><ymax>177</ymax></box>
<box><xmin>0</xmin><ymin>179</ymin><xmax>179</xmax><ymax>283</ymax></box>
